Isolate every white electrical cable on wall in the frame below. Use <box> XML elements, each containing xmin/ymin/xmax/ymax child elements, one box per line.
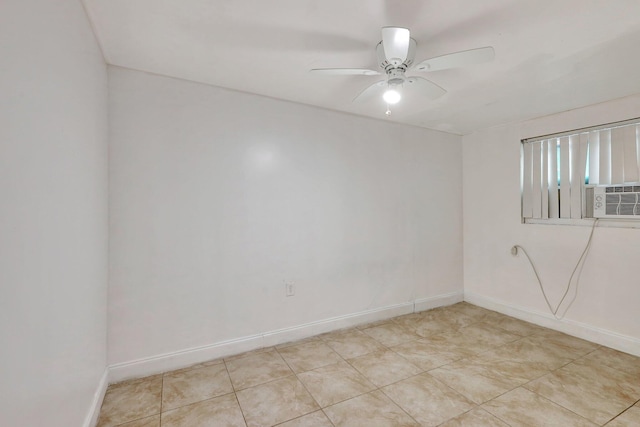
<box><xmin>513</xmin><ymin>219</ymin><xmax>599</xmax><ymax>320</ymax></box>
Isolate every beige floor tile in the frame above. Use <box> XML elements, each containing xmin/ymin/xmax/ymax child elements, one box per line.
<box><xmin>277</xmin><ymin>340</ymin><xmax>342</xmax><ymax>373</ymax></box>
<box><xmin>167</xmin><ymin>358</ymin><xmax>225</xmax><ymax>376</ymax></box>
<box><xmin>382</xmin><ymin>373</ymin><xmax>475</xmax><ymax>426</ymax></box>
<box><xmin>235</xmin><ymin>376</ymin><xmax>318</xmax><ymax>427</ymax></box>
<box><xmin>485</xmin><ymin>335</ymin><xmax>575</xmax><ymax>372</ymax></box>
<box><xmin>356</xmin><ymin>318</ymin><xmax>395</xmax><ymax>330</ymax></box>
<box><xmin>456</xmin><ymin>322</ymin><xmax>522</xmax><ymax>349</ymax></box>
<box><xmin>413</xmin><ymin>315</ymin><xmax>457</xmax><ymax>338</ymax></box>
<box><xmin>425</xmin><ymin>329</ymin><xmax>487</xmax><ymax>354</ymax></box>
<box><xmin>425</xmin><ymin>308</ymin><xmax>479</xmax><ymax>330</ymax></box>
<box><xmin>162</xmin><ymin>364</ymin><xmax>233</xmax><ymax>411</ymax></box>
<box><xmin>570</xmin><ymin>355</ymin><xmax>640</xmax><ymax>394</ymax></box>
<box><xmin>275</xmin><ymin>410</ymin><xmax>334</xmax><ymax>427</ymax></box>
<box><xmin>391</xmin><ymin>338</ymin><xmax>473</xmax><ymax>371</ymax></box>
<box><xmin>429</xmin><ymin>356</ymin><xmax>522</xmax><ymax>404</ymax></box>
<box><xmin>579</xmin><ymin>355</ymin><xmax>638</xmax><ymax>390</ymax></box>
<box><xmin>392</xmin><ymin>313</ymin><xmax>426</xmax><ymax>332</ymax></box>
<box><xmin>324</xmin><ymin>390</ymin><xmax>420</xmax><ymax>427</ymax></box>
<box><xmin>439</xmin><ymin>408</ymin><xmax>508</xmax><ymax>427</ymax></box>
<box><xmin>532</xmin><ymin>329</ymin><xmax>599</xmax><ymax>358</ymax></box>
<box><xmin>225</xmin><ymin>350</ymin><xmax>293</xmax><ymax>390</ymax></box>
<box><xmin>412</xmin><ymin>317</ymin><xmax>454</xmax><ymax>337</ymax></box>
<box><xmin>423</xmin><ymin>328</ymin><xmax>500</xmax><ymax>356</ymax></box>
<box><xmin>605</xmin><ymin>405</ymin><xmax>640</xmax><ymax>426</ymax></box>
<box><xmin>348</xmin><ymin>349</ymin><xmax>422</xmax><ymax>387</ymax></box>
<box><xmin>483</xmin><ymin>312</ymin><xmax>546</xmax><ymax>336</ymax></box>
<box><xmin>97</xmin><ymin>375</ymin><xmax>162</xmax><ymax>427</ymax></box>
<box><xmin>446</xmin><ymin>302</ymin><xmax>493</xmax><ymax>316</ymax></box>
<box><xmin>224</xmin><ymin>346</ymin><xmax>275</xmax><ymax>362</ymax></box>
<box><xmin>322</xmin><ymin>328</ymin><xmax>386</xmax><ymax>359</ymax></box>
<box><xmin>275</xmin><ymin>336</ymin><xmax>320</xmax><ymax>350</ymax></box>
<box><xmin>579</xmin><ymin>346</ymin><xmax>640</xmax><ymax>377</ymax></box>
<box><xmin>471</xmin><ymin>345</ymin><xmax>560</xmax><ymax>384</ymax></box>
<box><xmin>481</xmin><ymin>311</ymin><xmax>509</xmax><ymax>322</ymax></box>
<box><xmin>116</xmin><ymin>415</ymin><xmax>160</xmax><ymax>427</ymax></box>
<box><xmin>483</xmin><ymin>387</ymin><xmax>597</xmax><ymax>427</ymax></box>
<box><xmin>160</xmin><ymin>393</ymin><xmax>246</xmax><ymax>427</ymax></box>
<box><xmin>361</xmin><ymin>322</ymin><xmax>421</xmax><ymax>346</ymax></box>
<box><xmin>317</xmin><ymin>326</ymin><xmax>355</xmax><ymax>341</ymax></box>
<box><xmin>297</xmin><ymin>361</ymin><xmax>375</xmax><ymax>407</ymax></box>
<box><xmin>525</xmin><ymin>358</ymin><xmax>640</xmax><ymax>425</ymax></box>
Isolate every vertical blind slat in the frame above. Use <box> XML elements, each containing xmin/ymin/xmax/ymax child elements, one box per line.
<box><xmin>588</xmin><ymin>131</ymin><xmax>600</xmax><ymax>185</ymax></box>
<box><xmin>522</xmin><ymin>143</ymin><xmax>533</xmax><ymax>218</ymax></box>
<box><xmin>541</xmin><ymin>140</ymin><xmax>549</xmax><ymax>218</ymax></box>
<box><xmin>599</xmin><ymin>129</ymin><xmax>612</xmax><ymax>185</ymax></box>
<box><xmin>548</xmin><ymin>138</ymin><xmax>559</xmax><ymax>218</ymax></box>
<box><xmin>578</xmin><ymin>133</ymin><xmax>589</xmax><ymax>217</ymax></box>
<box><xmin>559</xmin><ymin>136</ymin><xmax>571</xmax><ymax>218</ymax></box>
<box><xmin>621</xmin><ymin>125</ymin><xmax>639</xmax><ymax>183</ymax></box>
<box><xmin>532</xmin><ymin>142</ymin><xmax>542</xmax><ymax>218</ymax></box>
<box><xmin>569</xmin><ymin>135</ymin><xmax>582</xmax><ymax>218</ymax></box>
<box><xmin>611</xmin><ymin>127</ymin><xmax>626</xmax><ymax>184</ymax></box>
<box><xmin>569</xmin><ymin>135</ymin><xmax>582</xmax><ymax>219</ymax></box>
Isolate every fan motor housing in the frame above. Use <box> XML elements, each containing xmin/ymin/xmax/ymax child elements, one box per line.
<box><xmin>377</xmin><ymin>39</ymin><xmax>416</xmax><ymax>71</ymax></box>
<box><xmin>387</xmin><ymin>68</ymin><xmax>406</xmax><ymax>85</ymax></box>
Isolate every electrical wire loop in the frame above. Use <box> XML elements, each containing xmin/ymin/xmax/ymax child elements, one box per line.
<box><xmin>514</xmin><ymin>219</ymin><xmax>599</xmax><ymax>320</ymax></box>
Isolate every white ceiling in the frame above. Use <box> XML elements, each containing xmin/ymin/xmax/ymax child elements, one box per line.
<box><xmin>83</xmin><ymin>0</ymin><xmax>640</xmax><ymax>135</ymax></box>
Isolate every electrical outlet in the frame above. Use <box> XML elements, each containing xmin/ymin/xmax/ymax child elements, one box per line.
<box><xmin>285</xmin><ymin>283</ymin><xmax>295</xmax><ymax>297</ymax></box>
<box><xmin>511</xmin><ymin>246</ymin><xmax>518</xmax><ymax>256</ymax></box>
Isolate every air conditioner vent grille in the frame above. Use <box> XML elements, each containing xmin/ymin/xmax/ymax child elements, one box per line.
<box><xmin>595</xmin><ymin>185</ymin><xmax>640</xmax><ymax>219</ymax></box>
<box><xmin>605</xmin><ymin>185</ymin><xmax>640</xmax><ymax>193</ymax></box>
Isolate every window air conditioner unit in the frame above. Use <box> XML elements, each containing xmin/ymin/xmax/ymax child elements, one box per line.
<box><xmin>593</xmin><ymin>184</ymin><xmax>640</xmax><ymax>219</ymax></box>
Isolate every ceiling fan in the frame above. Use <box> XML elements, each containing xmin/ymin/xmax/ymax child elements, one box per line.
<box><xmin>310</xmin><ymin>27</ymin><xmax>494</xmax><ymax>113</ymax></box>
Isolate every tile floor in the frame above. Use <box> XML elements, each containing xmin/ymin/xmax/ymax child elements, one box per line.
<box><xmin>96</xmin><ymin>303</ymin><xmax>640</xmax><ymax>427</ymax></box>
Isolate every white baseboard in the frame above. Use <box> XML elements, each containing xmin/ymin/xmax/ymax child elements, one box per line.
<box><xmin>83</xmin><ymin>368</ymin><xmax>109</xmax><ymax>427</ymax></box>
<box><xmin>464</xmin><ymin>291</ymin><xmax>640</xmax><ymax>357</ymax></box>
<box><xmin>108</xmin><ymin>291</ymin><xmax>463</xmax><ymax>383</ymax></box>
<box><xmin>415</xmin><ymin>291</ymin><xmax>464</xmax><ymax>312</ymax></box>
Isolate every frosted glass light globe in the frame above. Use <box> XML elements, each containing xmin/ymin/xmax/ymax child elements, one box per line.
<box><xmin>383</xmin><ymin>89</ymin><xmax>401</xmax><ymax>104</ymax></box>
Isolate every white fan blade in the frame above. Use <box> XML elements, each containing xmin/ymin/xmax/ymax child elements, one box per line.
<box><xmin>353</xmin><ymin>80</ymin><xmax>386</xmax><ymax>103</ymax></box>
<box><xmin>415</xmin><ymin>46</ymin><xmax>495</xmax><ymax>72</ymax></box>
<box><xmin>310</xmin><ymin>68</ymin><xmax>380</xmax><ymax>76</ymax></box>
<box><xmin>406</xmin><ymin>77</ymin><xmax>446</xmax><ymax>100</ymax></box>
<box><xmin>381</xmin><ymin>27</ymin><xmax>410</xmax><ymax>65</ymax></box>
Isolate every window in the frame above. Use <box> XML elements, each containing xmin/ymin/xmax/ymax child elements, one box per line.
<box><xmin>521</xmin><ymin>118</ymin><xmax>640</xmax><ymax>222</ymax></box>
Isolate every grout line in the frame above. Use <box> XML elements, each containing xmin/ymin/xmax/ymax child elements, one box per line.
<box><xmin>221</xmin><ymin>358</ymin><xmax>249</xmax><ymax>426</ymax></box>
<box><xmin>377</xmin><ymin>386</ymin><xmax>423</xmax><ymax>425</ymax></box>
<box><xmin>524</xmin><ymin>387</ymin><xmax>600</xmax><ymax>425</ymax></box>
<box><xmin>274</xmin><ymin>343</ymin><xmax>342</xmax><ymax>426</ymax></box>
<box><xmin>159</xmin><ymin>374</ymin><xmax>164</xmax><ymax>415</ymax></box>
<box><xmin>478</xmin><ymin>407</ymin><xmax>515</xmax><ymax>427</ymax></box>
<box><xmin>232</xmin><ymin>392</ymin><xmax>249</xmax><ymax>427</ymax></box>
<box><xmin>608</xmin><ymin>398</ymin><xmax>640</xmax><ymax>423</ymax></box>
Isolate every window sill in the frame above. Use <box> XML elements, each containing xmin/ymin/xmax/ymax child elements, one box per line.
<box><xmin>523</xmin><ymin>218</ymin><xmax>640</xmax><ymax>228</ymax></box>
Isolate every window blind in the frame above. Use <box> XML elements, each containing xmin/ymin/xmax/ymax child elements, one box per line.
<box><xmin>522</xmin><ymin>120</ymin><xmax>640</xmax><ymax>220</ymax></box>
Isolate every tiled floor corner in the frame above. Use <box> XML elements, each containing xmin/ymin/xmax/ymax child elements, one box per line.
<box><xmin>96</xmin><ymin>302</ymin><xmax>640</xmax><ymax>426</ymax></box>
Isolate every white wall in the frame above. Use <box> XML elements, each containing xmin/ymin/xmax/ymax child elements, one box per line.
<box><xmin>0</xmin><ymin>1</ymin><xmax>108</xmax><ymax>426</ymax></box>
<box><xmin>108</xmin><ymin>67</ymin><xmax>463</xmax><ymax>371</ymax></box>
<box><xmin>463</xmin><ymin>94</ymin><xmax>640</xmax><ymax>355</ymax></box>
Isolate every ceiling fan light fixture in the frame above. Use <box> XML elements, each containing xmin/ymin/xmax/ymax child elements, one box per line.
<box><xmin>309</xmin><ymin>26</ymin><xmax>495</xmax><ymax>108</ymax></box>
<box><xmin>383</xmin><ymin>88</ymin><xmax>401</xmax><ymax>104</ymax></box>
